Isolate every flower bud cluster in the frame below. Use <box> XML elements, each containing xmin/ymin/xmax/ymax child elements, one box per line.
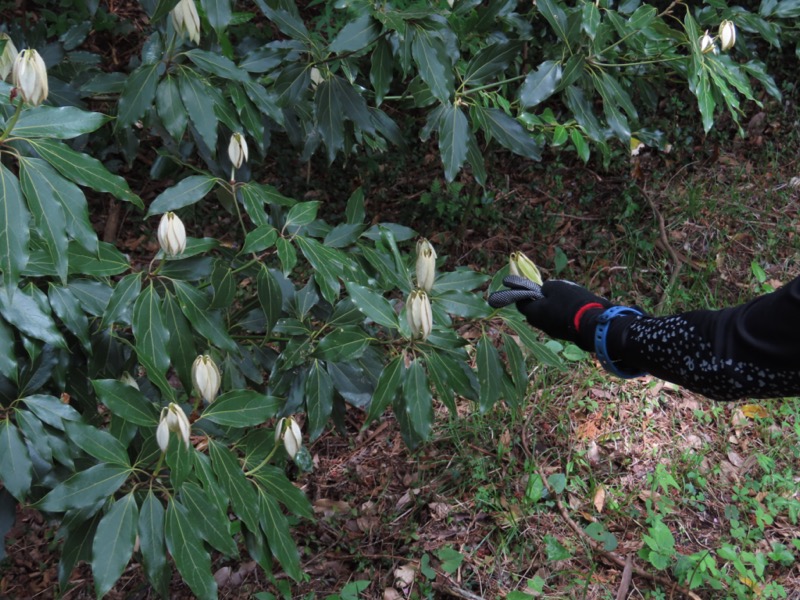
<box><xmin>406</xmin><ymin>289</ymin><xmax>433</xmax><ymax>341</ymax></box>
<box><xmin>171</xmin><ymin>0</ymin><xmax>201</xmax><ymax>44</ymax></box>
<box><xmin>157</xmin><ymin>403</ymin><xmax>191</xmax><ymax>452</ymax></box>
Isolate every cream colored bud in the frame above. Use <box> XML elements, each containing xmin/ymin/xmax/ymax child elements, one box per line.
<box><xmin>406</xmin><ymin>289</ymin><xmax>433</xmax><ymax>341</ymax></box>
<box><xmin>0</xmin><ymin>34</ymin><xmax>19</xmax><ymax>82</ymax></box>
<box><xmin>415</xmin><ymin>238</ymin><xmax>437</xmax><ymax>292</ymax></box>
<box><xmin>157</xmin><ymin>212</ymin><xmax>187</xmax><ymax>257</ymax></box>
<box><xmin>171</xmin><ymin>0</ymin><xmax>201</xmax><ymax>45</ymax></box>
<box><xmin>310</xmin><ymin>67</ymin><xmax>323</xmax><ymax>87</ymax></box>
<box><xmin>719</xmin><ymin>20</ymin><xmax>736</xmax><ymax>51</ymax></box>
<box><xmin>192</xmin><ymin>354</ymin><xmax>221</xmax><ymax>403</ymax></box>
<box><xmin>119</xmin><ymin>371</ymin><xmax>140</xmax><ymax>390</ymax></box>
<box><xmin>12</xmin><ymin>49</ymin><xmax>48</xmax><ymax>106</ymax></box>
<box><xmin>275</xmin><ymin>417</ymin><xmax>303</xmax><ymax>459</ymax></box>
<box><xmin>699</xmin><ymin>30</ymin><xmax>716</xmax><ymax>54</ymax></box>
<box><xmin>157</xmin><ymin>403</ymin><xmax>191</xmax><ymax>452</ymax></box>
<box><xmin>227</xmin><ymin>132</ymin><xmax>248</xmax><ymax>170</ymax></box>
<box><xmin>509</xmin><ymin>252</ymin><xmax>543</xmax><ymax>285</ymax></box>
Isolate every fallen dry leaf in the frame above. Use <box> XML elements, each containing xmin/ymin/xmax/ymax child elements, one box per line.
<box><xmin>593</xmin><ymin>486</ymin><xmax>606</xmax><ymax>513</ymax></box>
<box><xmin>394</xmin><ymin>564</ymin><xmax>417</xmax><ymax>588</ymax></box>
<box><xmin>740</xmin><ymin>404</ymin><xmax>769</xmax><ymax>419</ymax></box>
<box><xmin>383</xmin><ymin>588</ymin><xmax>404</xmax><ymax>600</ymax></box>
<box><xmin>313</xmin><ymin>498</ymin><xmax>352</xmax><ymax>517</ymax></box>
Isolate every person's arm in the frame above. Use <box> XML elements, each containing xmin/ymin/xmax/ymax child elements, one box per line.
<box><xmin>491</xmin><ymin>276</ymin><xmax>800</xmax><ymax>401</ymax></box>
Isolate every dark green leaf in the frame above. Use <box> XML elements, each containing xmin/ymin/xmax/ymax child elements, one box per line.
<box><xmin>147</xmin><ymin>175</ymin><xmax>218</xmax><ymax>216</ymax></box>
<box><xmin>91</xmin><ymin>492</ymin><xmax>138</xmax><ymax>598</ymax></box>
<box><xmin>564</xmin><ymin>85</ymin><xmax>603</xmax><ymax>141</ymax></box>
<box><xmin>370</xmin><ymin>39</ymin><xmax>392</xmax><ymax>106</ymax></box>
<box><xmin>179</xmin><ymin>70</ymin><xmax>219</xmax><ymax>152</ymax></box>
<box><xmin>242</xmin><ymin>224</ymin><xmax>278</xmax><ymax>254</ymax></box>
<box><xmin>250</xmin><ymin>466</ymin><xmax>313</xmax><ymax>519</ymax></box>
<box><xmin>411</xmin><ymin>28</ymin><xmax>454</xmax><ymax>104</ymax></box>
<box><xmin>0</xmin><ymin>420</ymin><xmax>33</xmax><ymax>501</ymax></box>
<box><xmin>538</xmin><ymin>0</ymin><xmax>569</xmax><ymax>43</ymax></box>
<box><xmin>208</xmin><ymin>440</ymin><xmax>260</xmax><ymax>532</ymax></box>
<box><xmin>209</xmin><ymin>260</ymin><xmax>235</xmax><ymax>309</ymax></box>
<box><xmin>200</xmin><ymin>390</ymin><xmax>281</xmax><ymax>427</ymax></box>
<box><xmin>162</xmin><ymin>291</ymin><xmax>196</xmax><ymax>394</ymax></box>
<box><xmin>324</xmin><ymin>223</ymin><xmax>364</xmax><ymax>248</ymax></box>
<box><xmin>101</xmin><ymin>273</ymin><xmax>141</xmax><ymax>329</ymax></box>
<box><xmin>68</xmin><ymin>241</ymin><xmax>129</xmax><ymax>276</ymax></box>
<box><xmin>404</xmin><ymin>359</ymin><xmax>432</xmax><ymax>440</ymax></box>
<box><xmin>315</xmin><ymin>78</ymin><xmax>344</xmax><ymax>162</ymax></box>
<box><xmin>436</xmin><ymin>289</ymin><xmax>492</xmax><ymax>318</ymax></box>
<box><xmin>180</xmin><ymin>482</ymin><xmax>237</xmax><ymax>556</ymax></box>
<box><xmin>439</xmin><ymin>103</ymin><xmax>468</xmax><ymax>182</ymax></box>
<box><xmin>476</xmin><ymin>335</ymin><xmax>503</xmax><ymax>412</ymax></box>
<box><xmin>37</xmin><ymin>464</ymin><xmax>130</xmax><ymax>512</ymax></box>
<box><xmin>0</xmin><ymin>288</ymin><xmax>65</xmax><ymax>348</ymax></box>
<box><xmin>117</xmin><ymin>63</ymin><xmax>159</xmax><ymax>129</ymax></box>
<box><xmin>65</xmin><ymin>421</ymin><xmax>129</xmax><ymax>467</ymax></box>
<box><xmin>186</xmin><ymin>48</ymin><xmax>247</xmax><ymax>82</ymax></box>
<box><xmin>314</xmin><ymin>328</ymin><xmax>370</xmax><ymax>363</ymax></box>
<box><xmin>156</xmin><ymin>75</ymin><xmax>188</xmax><ymax>141</ymax></box>
<box><xmin>15</xmin><ymin>409</ymin><xmax>51</xmax><ymax>463</ymax></box>
<box><xmin>519</xmin><ymin>61</ymin><xmax>562</xmax><ymax>108</ymax></box>
<box><xmin>165</xmin><ymin>499</ymin><xmax>217</xmax><ymax>600</ymax></box>
<box><xmin>22</xmin><ymin>394</ymin><xmax>81</xmax><ymax>430</ymax></box>
<box><xmin>138</xmin><ymin>491</ymin><xmax>169</xmax><ymax>597</ymax></box>
<box><xmin>24</xmin><ymin>138</ymin><xmax>142</xmax><ymax>207</ymax></box>
<box><xmin>92</xmin><ymin>379</ymin><xmax>160</xmax><ymax>426</ymax></box>
<box><xmin>151</xmin><ymin>0</ymin><xmax>180</xmax><ymax>20</ymax></box>
<box><xmin>329</xmin><ymin>14</ymin><xmax>378</xmax><ymax>53</ymax></box>
<box><xmin>364</xmin><ymin>356</ymin><xmax>404</xmax><ymax>426</ymax></box>
<box><xmin>258</xmin><ymin>490</ymin><xmax>302</xmax><ymax>580</ymax></box>
<box><xmin>58</xmin><ymin>513</ymin><xmax>101</xmax><ymax>588</ymax></box>
<box><xmin>284</xmin><ymin>201</ymin><xmax>320</xmax><ymax>229</ymax></box>
<box><xmin>200</xmin><ymin>0</ymin><xmax>231</xmax><ymax>33</ymax></box>
<box><xmin>257</xmin><ymin>265</ymin><xmax>282</xmax><ymax>335</ymax></box>
<box><xmin>294</xmin><ymin>235</ymin><xmax>348</xmax><ymax>303</ymax></box>
<box><xmin>306</xmin><ymin>360</ymin><xmax>333</xmax><ymax>441</ymax></box>
<box><xmin>261</xmin><ymin>4</ymin><xmax>312</xmax><ymax>44</ymax></box>
<box><xmin>696</xmin><ymin>69</ymin><xmax>716</xmax><ymax>134</ymax></box>
<box><xmin>48</xmin><ymin>285</ymin><xmax>91</xmax><ymax>352</ymax></box>
<box><xmin>582</xmin><ymin>2</ymin><xmax>600</xmax><ymax>38</ymax></box>
<box><xmin>0</xmin><ymin>164</ymin><xmax>30</xmax><ymax>289</ymax></box>
<box><xmin>133</xmin><ymin>283</ymin><xmax>172</xmax><ymax>393</ymax></box>
<box><xmin>463</xmin><ymin>41</ymin><xmax>522</xmax><ymax>86</ymax></box>
<box><xmin>174</xmin><ymin>281</ymin><xmax>238</xmax><ymax>353</ymax></box>
<box><xmin>473</xmin><ymin>106</ymin><xmax>541</xmax><ymax>161</ymax></box>
<box><xmin>344</xmin><ymin>282</ymin><xmax>398</xmax><ymax>328</ymax></box>
<box><xmin>14</xmin><ymin>107</ymin><xmax>109</xmax><ymax>139</ymax></box>
<box><xmin>345</xmin><ymin>187</ymin><xmax>365</xmax><ymax>224</ymax></box>
<box><xmin>506</xmin><ymin>319</ymin><xmax>565</xmax><ymax>368</ymax></box>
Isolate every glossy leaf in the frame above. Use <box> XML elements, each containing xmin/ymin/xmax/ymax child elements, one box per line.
<box><xmin>187</xmin><ymin>48</ymin><xmax>247</xmax><ymax>82</ymax></box>
<box><xmin>179</xmin><ymin>70</ymin><xmax>219</xmax><ymax>152</ymax></box>
<box><xmin>48</xmin><ymin>285</ymin><xmax>91</xmax><ymax>352</ymax></box>
<box><xmin>294</xmin><ymin>235</ymin><xmax>348</xmax><ymax>303</ymax></box>
<box><xmin>133</xmin><ymin>284</ymin><xmax>172</xmax><ymax>395</ymax></box>
<box><xmin>156</xmin><ymin>75</ymin><xmax>188</xmax><ymax>141</ymax></box>
<box><xmin>257</xmin><ymin>265</ymin><xmax>282</xmax><ymax>335</ymax></box>
<box><xmin>13</xmin><ymin>107</ymin><xmax>109</xmax><ymax>139</ymax></box>
<box><xmin>370</xmin><ymin>38</ymin><xmax>392</xmax><ymax>106</ymax></box>
<box><xmin>411</xmin><ymin>28</ymin><xmax>454</xmax><ymax>104</ymax></box>
<box><xmin>180</xmin><ymin>482</ymin><xmax>237</xmax><ymax>556</ymax></box>
<box><xmin>138</xmin><ymin>491</ymin><xmax>169</xmax><ymax>598</ymax></box>
<box><xmin>165</xmin><ymin>499</ymin><xmax>217</xmax><ymax>600</ymax></box>
<box><xmin>463</xmin><ymin>41</ymin><xmax>522</xmax><ymax>86</ymax></box>
<box><xmin>242</xmin><ymin>224</ymin><xmax>279</xmax><ymax>254</ymax></box>
<box><xmin>538</xmin><ymin>0</ymin><xmax>569</xmax><ymax>43</ymax></box>
<box><xmin>0</xmin><ymin>420</ymin><xmax>33</xmax><ymax>501</ymax></box>
<box><xmin>404</xmin><ymin>359</ymin><xmax>433</xmax><ymax>440</ymax></box>
<box><xmin>208</xmin><ymin>440</ymin><xmax>260</xmax><ymax>533</ymax></box>
<box><xmin>100</xmin><ymin>272</ymin><xmax>141</xmax><ymax>329</ymax></box>
<box><xmin>314</xmin><ymin>328</ymin><xmax>370</xmax><ymax>363</ymax></box>
<box><xmin>22</xmin><ymin>394</ymin><xmax>81</xmax><ymax>430</ymax></box>
<box><xmin>306</xmin><ymin>359</ymin><xmax>333</xmax><ymax>441</ymax></box>
<box><xmin>473</xmin><ymin>106</ymin><xmax>542</xmax><ymax>161</ymax></box>
<box><xmin>506</xmin><ymin>319</ymin><xmax>565</xmax><ymax>368</ymax></box>
<box><xmin>162</xmin><ymin>291</ymin><xmax>197</xmax><ymax>394</ymax></box>
<box><xmin>0</xmin><ymin>287</ymin><xmax>65</xmax><ymax>348</ymax></box>
<box><xmin>147</xmin><ymin>175</ymin><xmax>218</xmax><ymax>216</ymax></box>
<box><xmin>68</xmin><ymin>241</ymin><xmax>129</xmax><ymax>276</ymax></box>
<box><xmin>200</xmin><ymin>390</ymin><xmax>281</xmax><ymax>427</ymax></box>
<box><xmin>329</xmin><ymin>14</ymin><xmax>378</xmax><ymax>53</ymax></box>
<box><xmin>117</xmin><ymin>63</ymin><xmax>159</xmax><ymax>128</ymax></box>
<box><xmin>92</xmin><ymin>379</ymin><xmax>160</xmax><ymax>426</ymax></box>
<box><xmin>91</xmin><ymin>492</ymin><xmax>138</xmax><ymax>598</ymax></box>
<box><xmin>582</xmin><ymin>2</ymin><xmax>601</xmax><ymax>39</ymax></box>
<box><xmin>344</xmin><ymin>281</ymin><xmax>398</xmax><ymax>329</ymax></box>
<box><xmin>315</xmin><ymin>78</ymin><xmax>345</xmax><ymax>162</ymax></box>
<box><xmin>18</xmin><ymin>160</ymin><xmax>64</xmax><ymax>281</ymax></box>
<box><xmin>564</xmin><ymin>85</ymin><xmax>603</xmax><ymax>142</ymax></box>
<box><xmin>250</xmin><ymin>466</ymin><xmax>313</xmax><ymax>519</ymax></box>
<box><xmin>477</xmin><ymin>335</ymin><xmax>504</xmax><ymax>412</ymax></box>
<box><xmin>364</xmin><ymin>356</ymin><xmax>404</xmax><ymax>427</ymax></box>
<box><xmin>64</xmin><ymin>421</ymin><xmax>129</xmax><ymax>467</ymax></box>
<box><xmin>37</xmin><ymin>464</ymin><xmax>130</xmax><ymax>512</ymax></box>
<box><xmin>0</xmin><ymin>164</ymin><xmax>30</xmax><ymax>289</ymax></box>
<box><xmin>284</xmin><ymin>201</ymin><xmax>320</xmax><ymax>229</ymax></box>
<box><xmin>439</xmin><ymin>103</ymin><xmax>468</xmax><ymax>182</ymax></box>
<box><xmin>174</xmin><ymin>281</ymin><xmax>238</xmax><ymax>353</ymax></box>
<box><xmin>519</xmin><ymin>61</ymin><xmax>562</xmax><ymax>108</ymax></box>
<box><xmin>258</xmin><ymin>490</ymin><xmax>302</xmax><ymax>581</ymax></box>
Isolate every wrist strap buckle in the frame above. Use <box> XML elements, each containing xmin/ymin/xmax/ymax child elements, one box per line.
<box><xmin>594</xmin><ymin>306</ymin><xmax>646</xmax><ymax>379</ymax></box>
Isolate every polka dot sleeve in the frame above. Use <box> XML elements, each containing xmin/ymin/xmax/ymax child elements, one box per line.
<box><xmin>605</xmin><ymin>276</ymin><xmax>800</xmax><ymax>401</ymax></box>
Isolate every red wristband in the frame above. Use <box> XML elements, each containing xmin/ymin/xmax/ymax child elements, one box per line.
<box><xmin>573</xmin><ymin>303</ymin><xmax>605</xmax><ymax>332</ymax></box>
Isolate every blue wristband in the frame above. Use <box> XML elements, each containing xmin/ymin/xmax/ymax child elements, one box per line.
<box><xmin>594</xmin><ymin>306</ymin><xmax>646</xmax><ymax>379</ymax></box>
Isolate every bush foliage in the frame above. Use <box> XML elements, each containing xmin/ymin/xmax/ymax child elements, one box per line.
<box><xmin>0</xmin><ymin>0</ymin><xmax>795</xmax><ymax>596</ymax></box>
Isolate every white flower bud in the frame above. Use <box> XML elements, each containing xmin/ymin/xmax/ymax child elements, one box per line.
<box><xmin>157</xmin><ymin>403</ymin><xmax>191</xmax><ymax>452</ymax></box>
<box><xmin>119</xmin><ymin>371</ymin><xmax>140</xmax><ymax>390</ymax></box>
<box><xmin>157</xmin><ymin>212</ymin><xmax>187</xmax><ymax>257</ymax></box>
<box><xmin>0</xmin><ymin>34</ymin><xmax>19</xmax><ymax>82</ymax></box>
<box><xmin>415</xmin><ymin>238</ymin><xmax>437</xmax><ymax>292</ymax></box>
<box><xmin>171</xmin><ymin>0</ymin><xmax>201</xmax><ymax>45</ymax></box>
<box><xmin>406</xmin><ymin>289</ymin><xmax>433</xmax><ymax>341</ymax></box>
<box><xmin>275</xmin><ymin>417</ymin><xmax>303</xmax><ymax>459</ymax></box>
<box><xmin>699</xmin><ymin>30</ymin><xmax>716</xmax><ymax>54</ymax></box>
<box><xmin>310</xmin><ymin>67</ymin><xmax>323</xmax><ymax>87</ymax></box>
<box><xmin>509</xmin><ymin>252</ymin><xmax>543</xmax><ymax>285</ymax></box>
<box><xmin>228</xmin><ymin>132</ymin><xmax>248</xmax><ymax>170</ymax></box>
<box><xmin>719</xmin><ymin>20</ymin><xmax>736</xmax><ymax>52</ymax></box>
<box><xmin>12</xmin><ymin>48</ymin><xmax>48</xmax><ymax>106</ymax></box>
<box><xmin>192</xmin><ymin>354</ymin><xmax>221</xmax><ymax>403</ymax></box>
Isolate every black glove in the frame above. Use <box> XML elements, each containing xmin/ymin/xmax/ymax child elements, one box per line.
<box><xmin>490</xmin><ymin>277</ymin><xmax>612</xmax><ymax>352</ymax></box>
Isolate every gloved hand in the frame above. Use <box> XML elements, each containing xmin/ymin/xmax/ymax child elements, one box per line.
<box><xmin>489</xmin><ymin>276</ymin><xmax>613</xmax><ymax>352</ymax></box>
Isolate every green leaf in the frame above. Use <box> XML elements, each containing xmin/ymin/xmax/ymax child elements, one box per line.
<box><xmin>257</xmin><ymin>265</ymin><xmax>282</xmax><ymax>335</ymax></box>
<box><xmin>411</xmin><ymin>28</ymin><xmax>454</xmax><ymax>104</ymax></box>
<box><xmin>0</xmin><ymin>164</ymin><xmax>30</xmax><ymax>289</ymax></box>
<box><xmin>117</xmin><ymin>63</ymin><xmax>160</xmax><ymax>129</ymax></box>
<box><xmin>294</xmin><ymin>235</ymin><xmax>348</xmax><ymax>303</ymax></box>
<box><xmin>250</xmin><ymin>466</ymin><xmax>313</xmax><ymax>519</ymax></box>
<box><xmin>519</xmin><ymin>60</ymin><xmax>562</xmax><ymax>108</ymax></box>
<box><xmin>151</xmin><ymin>0</ymin><xmax>180</xmax><ymax>21</ymax></box>
<box><xmin>65</xmin><ymin>421</ymin><xmax>129</xmax><ymax>467</ymax></box>
<box><xmin>564</xmin><ymin>85</ymin><xmax>603</xmax><ymax>142</ymax></box>
<box><xmin>548</xmin><ymin>473</ymin><xmax>566</xmax><ymax>494</ymax></box>
<box><xmin>473</xmin><ymin>106</ymin><xmax>541</xmax><ymax>161</ymax></box>
<box><xmin>174</xmin><ymin>281</ymin><xmax>238</xmax><ymax>353</ymax></box>
<box><xmin>439</xmin><ymin>103</ymin><xmax>468</xmax><ymax>182</ymax></box>
<box><xmin>181</xmin><ymin>482</ymin><xmax>237</xmax><ymax>556</ymax></box>
<box><xmin>21</xmin><ymin>394</ymin><xmax>81</xmax><ymax>430</ymax></box>
<box><xmin>258</xmin><ymin>490</ymin><xmax>302</xmax><ymax>581</ymax></box>
<box><xmin>146</xmin><ymin>175</ymin><xmax>218</xmax><ymax>216</ymax></box>
<box><xmin>506</xmin><ymin>319</ymin><xmax>565</xmax><ymax>368</ymax></box>
<box><xmin>570</xmin><ymin>128</ymin><xmax>590</xmax><ymax>163</ymax></box>
<box><xmin>538</xmin><ymin>0</ymin><xmax>569</xmax><ymax>44</ymax></box>
<box><xmin>242</xmin><ymin>224</ymin><xmax>278</xmax><ymax>254</ymax></box>
<box><xmin>161</xmin><ymin>291</ymin><xmax>196</xmax><ymax>394</ymax></box>
<box><xmin>209</xmin><ymin>260</ymin><xmax>235</xmax><ymax>309</ymax></box>
<box><xmin>364</xmin><ymin>356</ymin><xmax>404</xmax><ymax>427</ymax></box>
<box><xmin>0</xmin><ymin>420</ymin><xmax>33</xmax><ymax>501</ymax></box>
<box><xmin>582</xmin><ymin>2</ymin><xmax>601</xmax><ymax>39</ymax></box>
<box><xmin>186</xmin><ymin>48</ymin><xmax>247</xmax><ymax>82</ymax></box>
<box><xmin>260</xmin><ymin>4</ymin><xmax>312</xmax><ymax>44</ymax></box>
<box><xmin>156</xmin><ymin>74</ymin><xmax>188</xmax><ymax>141</ymax></box>
<box><xmin>138</xmin><ymin>492</ymin><xmax>169</xmax><ymax>598</ymax></box>
<box><xmin>200</xmin><ymin>0</ymin><xmax>231</xmax><ymax>33</ymax></box>
<box><xmin>0</xmin><ymin>288</ymin><xmax>65</xmax><ymax>348</ymax></box>
<box><xmin>58</xmin><ymin>513</ymin><xmax>101</xmax><ymax>588</ymax></box>
<box><xmin>101</xmin><ymin>272</ymin><xmax>141</xmax><ymax>329</ymax></box>
<box><xmin>370</xmin><ymin>39</ymin><xmax>393</xmax><ymax>106</ymax></box>
<box><xmin>68</xmin><ymin>241</ymin><xmax>129</xmax><ymax>276</ymax></box>
<box><xmin>436</xmin><ymin>289</ymin><xmax>493</xmax><ymax>319</ymax></box>
<box><xmin>284</xmin><ymin>201</ymin><xmax>320</xmax><ymax>229</ymax></box>
<box><xmin>91</xmin><ymin>492</ymin><xmax>138</xmax><ymax>598</ymax></box>
<box><xmin>315</xmin><ymin>78</ymin><xmax>345</xmax><ymax>162</ymax></box>
<box><xmin>463</xmin><ymin>41</ymin><xmax>523</xmax><ymax>87</ymax></box>
<box><xmin>133</xmin><ymin>283</ymin><xmax>172</xmax><ymax>393</ymax></box>
<box><xmin>165</xmin><ymin>499</ymin><xmax>217</xmax><ymax>600</ymax></box>
<box><xmin>306</xmin><ymin>360</ymin><xmax>333</xmax><ymax>441</ymax></box>
<box><xmin>92</xmin><ymin>379</ymin><xmax>160</xmax><ymax>426</ymax></box>
<box><xmin>13</xmin><ymin>107</ymin><xmax>109</xmax><ymax>139</ymax></box>
<box><xmin>345</xmin><ymin>187</ymin><xmax>365</xmax><ymax>224</ymax></box>
<box><xmin>208</xmin><ymin>440</ymin><xmax>260</xmax><ymax>532</ymax></box>
<box><xmin>15</xmin><ymin>409</ymin><xmax>51</xmax><ymax>463</ymax></box>
<box><xmin>200</xmin><ymin>390</ymin><xmax>281</xmax><ymax>427</ymax></box>
<box><xmin>37</xmin><ymin>464</ymin><xmax>130</xmax><ymax>512</ymax></box>
<box><xmin>24</xmin><ymin>138</ymin><xmax>142</xmax><ymax>207</ymax></box>
<box><xmin>314</xmin><ymin>328</ymin><xmax>370</xmax><ymax>363</ymax></box>
<box><xmin>324</xmin><ymin>223</ymin><xmax>364</xmax><ymax>248</ymax></box>
<box><xmin>329</xmin><ymin>14</ymin><xmax>378</xmax><ymax>53</ymax></box>
<box><xmin>404</xmin><ymin>359</ymin><xmax>432</xmax><ymax>440</ymax></box>
<box><xmin>344</xmin><ymin>282</ymin><xmax>398</xmax><ymax>329</ymax></box>
<box><xmin>696</xmin><ymin>69</ymin><xmax>716</xmax><ymax>134</ymax></box>
<box><xmin>48</xmin><ymin>285</ymin><xmax>91</xmax><ymax>352</ymax></box>
<box><xmin>544</xmin><ymin>534</ymin><xmax>572</xmax><ymax>561</ymax></box>
<box><xmin>476</xmin><ymin>335</ymin><xmax>503</xmax><ymax>412</ymax></box>
<box><xmin>179</xmin><ymin>70</ymin><xmax>219</xmax><ymax>152</ymax></box>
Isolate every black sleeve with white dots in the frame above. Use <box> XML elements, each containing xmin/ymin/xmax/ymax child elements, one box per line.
<box><xmin>605</xmin><ymin>276</ymin><xmax>800</xmax><ymax>401</ymax></box>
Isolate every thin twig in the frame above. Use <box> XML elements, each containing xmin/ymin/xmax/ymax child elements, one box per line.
<box><xmin>535</xmin><ymin>462</ymin><xmax>703</xmax><ymax>600</ymax></box>
<box><xmin>616</xmin><ymin>554</ymin><xmax>634</xmax><ymax>600</ymax></box>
